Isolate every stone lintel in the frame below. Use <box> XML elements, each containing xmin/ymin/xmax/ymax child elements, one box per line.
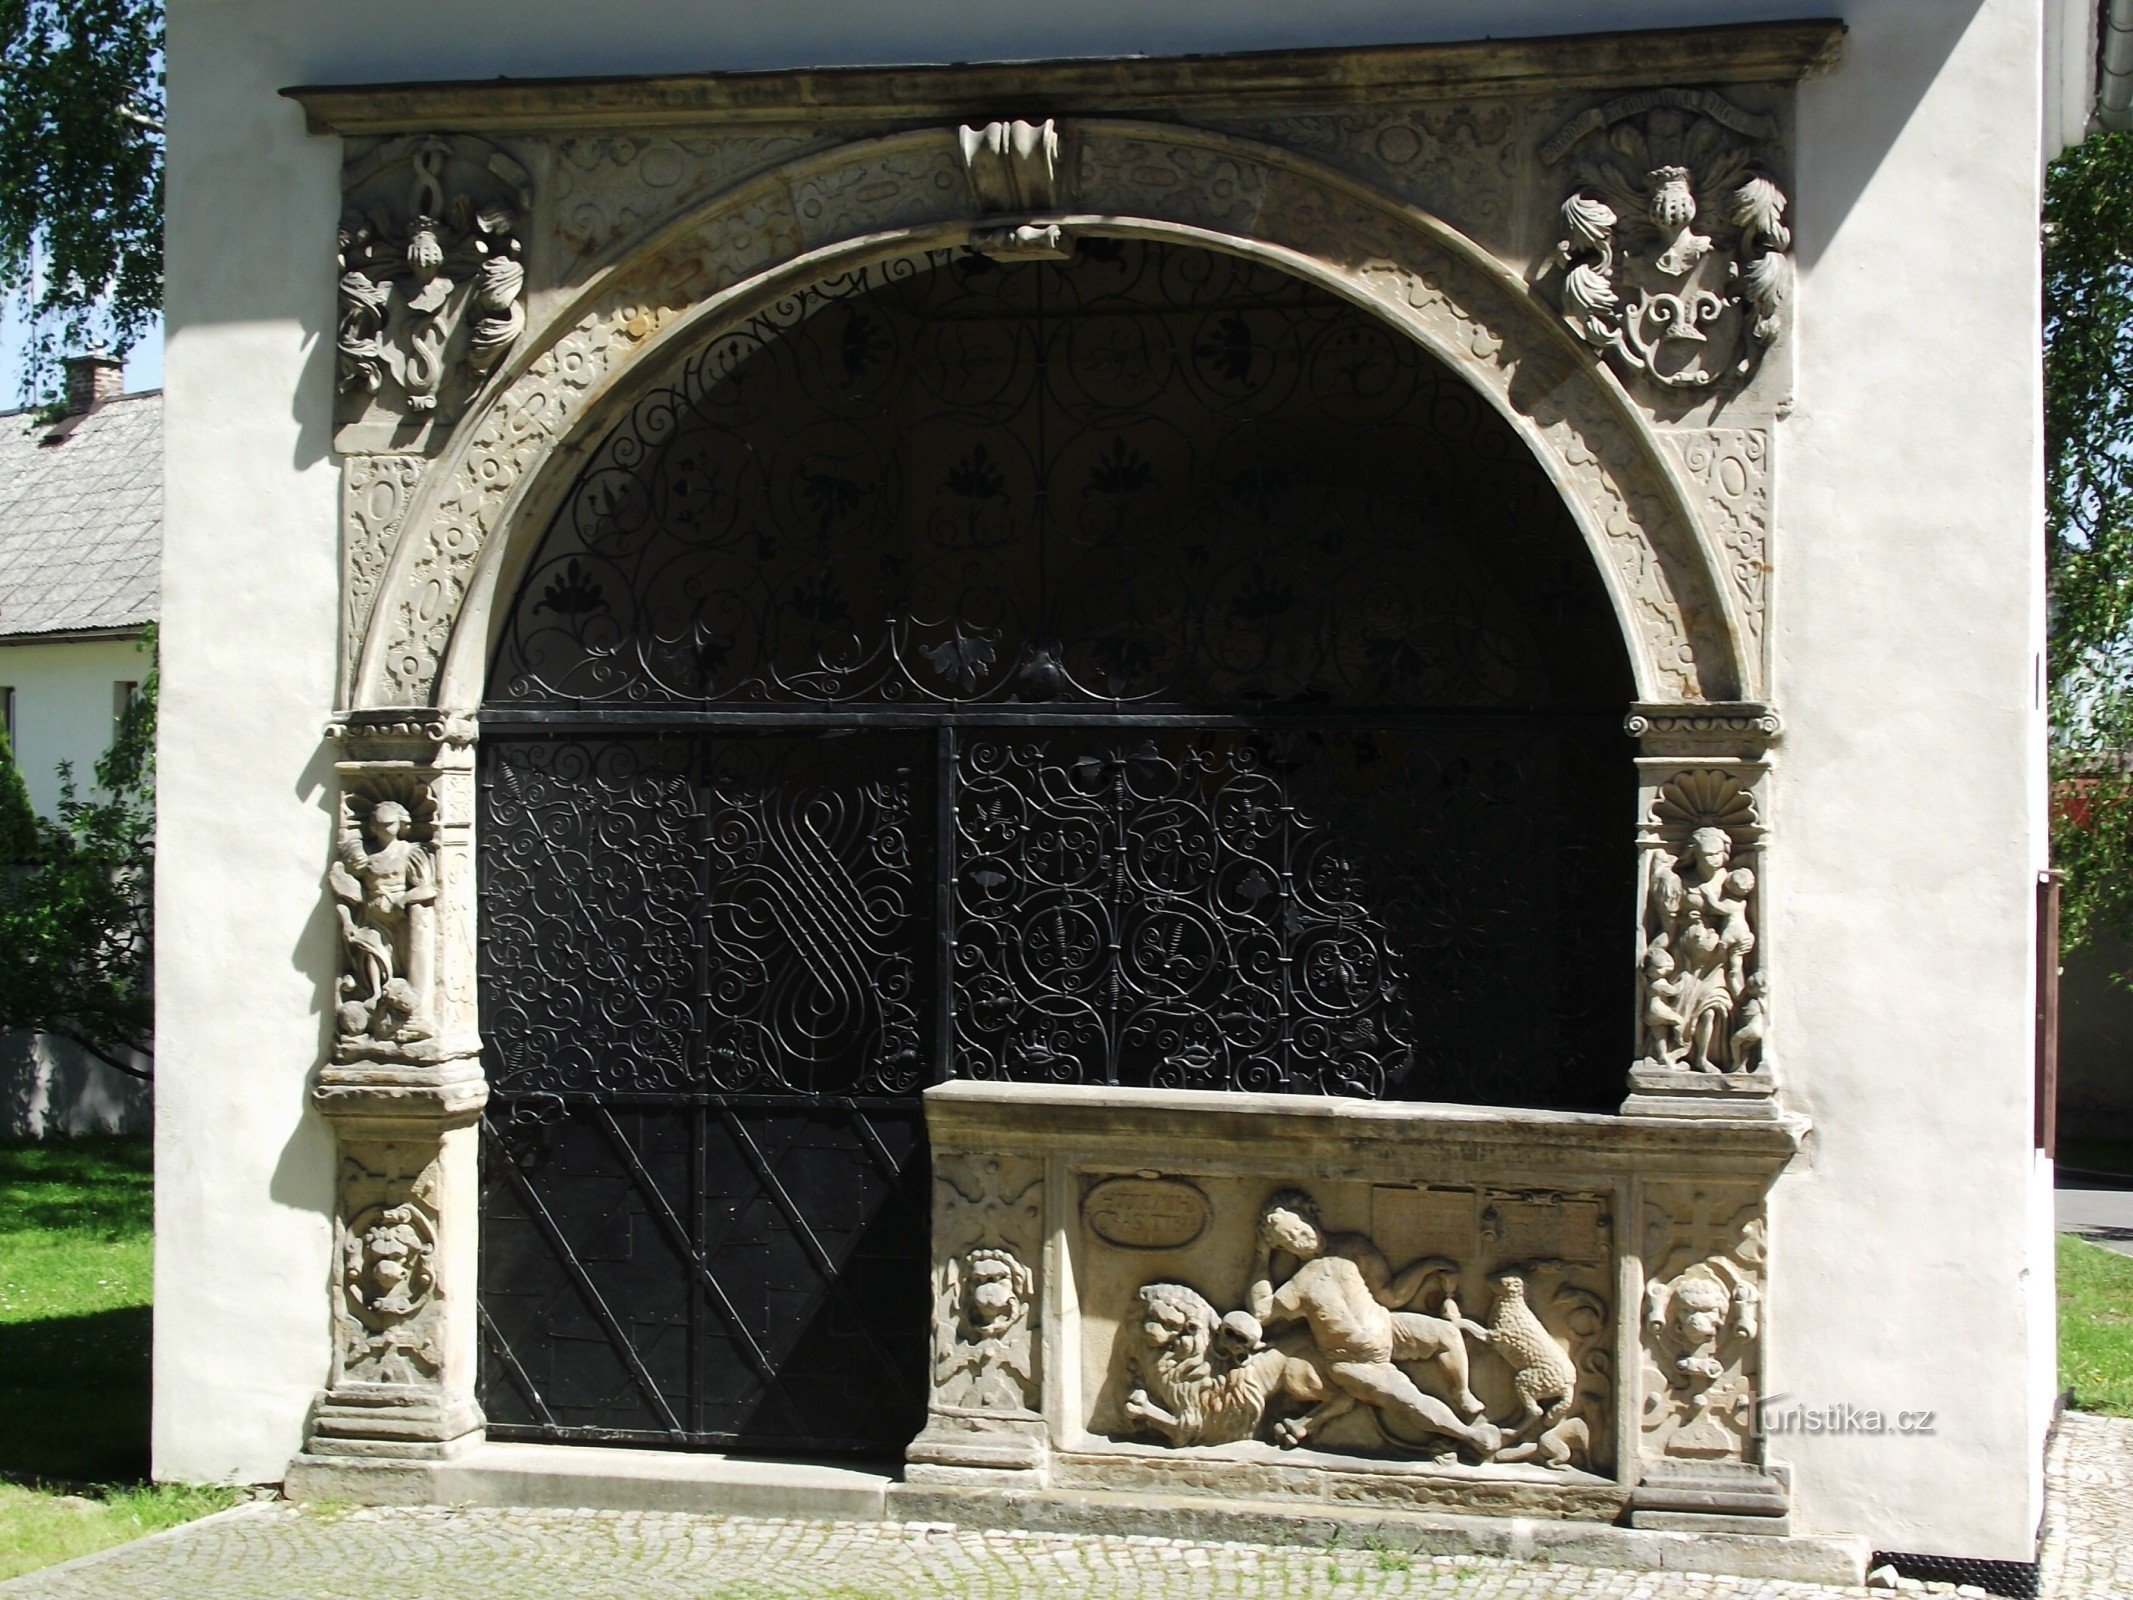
<box><xmin>922</xmin><ymin>1080</ymin><xmax>1803</xmax><ymax>1178</ymax></box>
<box><xmin>283</xmin><ymin>20</ymin><xmax>1845</xmax><ymax>136</ymax></box>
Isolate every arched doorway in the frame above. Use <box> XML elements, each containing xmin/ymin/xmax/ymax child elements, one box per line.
<box><xmin>472</xmin><ymin>239</ymin><xmax>1634</xmax><ymax>1457</ymax></box>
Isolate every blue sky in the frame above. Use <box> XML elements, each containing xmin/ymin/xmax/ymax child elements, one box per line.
<box><xmin>0</xmin><ymin>306</ymin><xmax>163</xmax><ymax>406</ymax></box>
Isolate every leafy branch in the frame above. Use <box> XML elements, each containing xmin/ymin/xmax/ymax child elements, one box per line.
<box><xmin>0</xmin><ymin>0</ymin><xmax>162</xmax><ymax>400</ymax></box>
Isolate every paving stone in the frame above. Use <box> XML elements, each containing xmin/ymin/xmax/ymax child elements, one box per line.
<box><xmin>6</xmin><ymin>1413</ymin><xmax>2128</xmax><ymax>1600</ymax></box>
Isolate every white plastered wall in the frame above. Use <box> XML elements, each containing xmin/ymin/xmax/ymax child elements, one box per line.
<box><xmin>0</xmin><ymin>634</ymin><xmax>152</xmax><ymax>816</ymax></box>
<box><xmin>163</xmin><ymin>0</ymin><xmax>2051</xmax><ymax>1559</ymax></box>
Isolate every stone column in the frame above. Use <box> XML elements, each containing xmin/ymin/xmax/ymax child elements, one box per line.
<box><xmin>1621</xmin><ymin>705</ymin><xmax>1781</xmax><ymax>1120</ymax></box>
<box><xmin>296</xmin><ymin>711</ymin><xmax>487</xmax><ymax>1474</ymax></box>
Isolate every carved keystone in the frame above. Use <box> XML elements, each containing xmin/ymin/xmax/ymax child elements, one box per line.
<box><xmin>957</xmin><ymin>119</ymin><xmax>1060</xmax><ymax>212</ymax></box>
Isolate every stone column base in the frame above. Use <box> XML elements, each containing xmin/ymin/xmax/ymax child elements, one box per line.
<box><xmin>905</xmin><ymin>1409</ymin><xmax>1048</xmax><ymax>1485</ymax></box>
<box><xmin>308</xmin><ymin>1382</ymin><xmax>485</xmax><ymax>1462</ymax></box>
<box><xmin>1627</xmin><ymin>1461</ymin><xmax>1791</xmax><ymax>1535</ymax></box>
<box><xmin>1622</xmin><ymin>1065</ymin><xmax>1784</xmax><ymax>1120</ymax></box>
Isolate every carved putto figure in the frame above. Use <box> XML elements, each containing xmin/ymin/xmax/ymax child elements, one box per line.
<box><xmin>329</xmin><ymin>793</ymin><xmax>438</xmax><ymax>1044</ymax></box>
<box><xmin>337</xmin><ymin>135</ymin><xmax>529</xmax><ymax>423</ymax></box>
<box><xmin>1642</xmin><ymin>824</ymin><xmax>1759</xmax><ymax>1074</ymax></box>
<box><xmin>934</xmin><ymin>1247</ymin><xmax>1037</xmax><ymax>1411</ymax></box>
<box><xmin>1542</xmin><ymin>89</ymin><xmax>1793</xmax><ymax>390</ymax></box>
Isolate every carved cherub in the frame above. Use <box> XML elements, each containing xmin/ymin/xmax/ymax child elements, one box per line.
<box><xmin>329</xmin><ymin>796</ymin><xmax>437</xmax><ymax>1042</ymax></box>
<box><xmin>934</xmin><ymin>1247</ymin><xmax>1036</xmax><ymax>1411</ymax></box>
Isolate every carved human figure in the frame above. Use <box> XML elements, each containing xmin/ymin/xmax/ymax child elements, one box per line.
<box><xmin>329</xmin><ymin>797</ymin><xmax>438</xmax><ymax>1042</ymax></box>
<box><xmin>1245</xmin><ymin>1190</ymin><xmax>1499</xmax><ymax>1457</ymax></box>
<box><xmin>1644</xmin><ymin>826</ymin><xmax>1757</xmax><ymax>1073</ymax></box>
<box><xmin>935</xmin><ymin>1247</ymin><xmax>1036</xmax><ymax>1411</ymax></box>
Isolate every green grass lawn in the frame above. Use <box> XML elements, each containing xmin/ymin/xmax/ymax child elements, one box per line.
<box><xmin>0</xmin><ymin>1136</ymin><xmax>238</xmax><ymax>1580</ymax></box>
<box><xmin>2059</xmin><ymin>1231</ymin><xmax>2133</xmax><ymax>1417</ymax></box>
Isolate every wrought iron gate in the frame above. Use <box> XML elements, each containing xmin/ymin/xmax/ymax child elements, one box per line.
<box><xmin>476</xmin><ymin>241</ymin><xmax>1633</xmax><ymax>1456</ymax></box>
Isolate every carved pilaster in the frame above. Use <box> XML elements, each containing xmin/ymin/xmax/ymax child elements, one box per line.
<box><xmin>1629</xmin><ymin>1180</ymin><xmax>1786</xmax><ymax>1534</ymax></box>
<box><xmin>908</xmin><ymin>1151</ymin><xmax>1047</xmax><ymax>1481</ymax></box>
<box><xmin>303</xmin><ymin>711</ymin><xmax>486</xmax><ymax>1463</ymax></box>
<box><xmin>1623</xmin><ymin>705</ymin><xmax>1779</xmax><ymax>1118</ymax></box>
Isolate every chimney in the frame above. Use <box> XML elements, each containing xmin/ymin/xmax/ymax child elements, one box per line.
<box><xmin>64</xmin><ymin>352</ymin><xmax>124</xmax><ymax>416</ymax></box>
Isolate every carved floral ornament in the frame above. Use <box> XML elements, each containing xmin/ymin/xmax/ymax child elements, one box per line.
<box><xmin>1542</xmin><ymin>89</ymin><xmax>1792</xmax><ymax>392</ymax></box>
<box><xmin>335</xmin><ymin>123</ymin><xmax>1754</xmax><ymax>712</ymax></box>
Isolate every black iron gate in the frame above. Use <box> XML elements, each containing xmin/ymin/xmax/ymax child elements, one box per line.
<box><xmin>475</xmin><ymin>241</ymin><xmax>1633</xmax><ymax>1456</ymax></box>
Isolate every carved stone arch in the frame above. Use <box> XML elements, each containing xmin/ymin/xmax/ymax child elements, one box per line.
<box><xmin>347</xmin><ymin>120</ymin><xmax>1752</xmax><ymax>712</ymax></box>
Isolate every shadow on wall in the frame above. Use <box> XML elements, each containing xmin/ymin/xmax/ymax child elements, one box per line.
<box><xmin>0</xmin><ymin>1030</ymin><xmax>151</xmax><ymax>1140</ymax></box>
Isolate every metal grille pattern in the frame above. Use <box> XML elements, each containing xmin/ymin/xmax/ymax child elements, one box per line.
<box><xmin>477</xmin><ymin>239</ymin><xmax>1634</xmax><ymax>1457</ymax></box>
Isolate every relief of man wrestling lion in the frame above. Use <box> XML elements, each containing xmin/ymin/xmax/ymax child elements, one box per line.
<box><xmin>1118</xmin><ymin>1189</ymin><xmax>1595</xmax><ymax>1471</ymax></box>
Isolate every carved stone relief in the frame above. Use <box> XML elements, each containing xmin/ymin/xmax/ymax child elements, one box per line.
<box><xmin>337</xmin><ymin>135</ymin><xmax>531</xmax><ymax>444</ymax></box>
<box><xmin>1663</xmin><ymin>429</ymin><xmax>1771</xmax><ymax>668</ymax></box>
<box><xmin>332</xmin><ymin>1142</ymin><xmax>446</xmax><ymax>1388</ymax></box>
<box><xmin>550</xmin><ymin>131</ymin><xmax>831</xmax><ymax>281</ymax></box>
<box><xmin>1639</xmin><ymin>1184</ymin><xmax>1766</xmax><ymax>1465</ymax></box>
<box><xmin>1106</xmin><ymin>1183</ymin><xmax>1612</xmax><ymax>1476</ymax></box>
<box><xmin>342</xmin><ymin>123</ymin><xmax>1755</xmax><ymax>710</ymax></box>
<box><xmin>1636</xmin><ymin>770</ymin><xmax>1767</xmax><ymax>1081</ymax></box>
<box><xmin>342</xmin><ymin>456</ymin><xmax>426</xmax><ymax>703</ymax></box>
<box><xmin>911</xmin><ymin>1151</ymin><xmax>1046</xmax><ymax>1472</ymax></box>
<box><xmin>1541</xmin><ymin>89</ymin><xmax>1791</xmax><ymax>393</ymax></box>
<box><xmin>330</xmin><ymin>777</ymin><xmax>441</xmax><ymax>1050</ymax></box>
<box><xmin>1205</xmin><ymin>104</ymin><xmax>1521</xmax><ymax>253</ymax></box>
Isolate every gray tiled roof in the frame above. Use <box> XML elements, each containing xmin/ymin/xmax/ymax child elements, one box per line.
<box><xmin>0</xmin><ymin>391</ymin><xmax>160</xmax><ymax>640</ymax></box>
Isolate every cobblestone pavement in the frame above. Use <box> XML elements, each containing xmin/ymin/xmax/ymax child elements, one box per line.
<box><xmin>6</xmin><ymin>1415</ymin><xmax>2128</xmax><ymax>1600</ymax></box>
<box><xmin>2039</xmin><ymin>1411</ymin><xmax>2133</xmax><ymax>1599</ymax></box>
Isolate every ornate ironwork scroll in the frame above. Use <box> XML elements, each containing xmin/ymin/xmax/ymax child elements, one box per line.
<box><xmin>476</xmin><ymin>240</ymin><xmax>1635</xmax><ymax>1456</ymax></box>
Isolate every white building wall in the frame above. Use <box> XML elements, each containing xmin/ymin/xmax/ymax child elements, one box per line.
<box><xmin>163</xmin><ymin>0</ymin><xmax>2053</xmax><ymax>1561</ymax></box>
<box><xmin>0</xmin><ymin>633</ymin><xmax>155</xmax><ymax>1137</ymax></box>
<box><xmin>0</xmin><ymin>633</ymin><xmax>153</xmax><ymax>816</ymax></box>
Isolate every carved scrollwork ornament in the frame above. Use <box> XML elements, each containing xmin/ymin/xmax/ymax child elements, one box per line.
<box><xmin>1542</xmin><ymin>90</ymin><xmax>1792</xmax><ymax>391</ymax></box>
<box><xmin>337</xmin><ymin>134</ymin><xmax>531</xmax><ymax>433</ymax></box>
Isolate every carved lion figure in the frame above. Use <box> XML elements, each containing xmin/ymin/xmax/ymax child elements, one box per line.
<box><xmin>1120</xmin><ymin>1282</ymin><xmax>1333</xmax><ymax>1448</ymax></box>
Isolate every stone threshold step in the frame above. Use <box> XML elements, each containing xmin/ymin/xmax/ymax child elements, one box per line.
<box><xmin>284</xmin><ymin>1447</ymin><xmax>1869</xmax><ymax>1589</ymax></box>
<box><xmin>286</xmin><ymin>1442</ymin><xmax>895</xmax><ymax>1519</ymax></box>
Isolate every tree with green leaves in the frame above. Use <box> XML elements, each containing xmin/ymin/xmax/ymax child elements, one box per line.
<box><xmin>0</xmin><ymin>0</ymin><xmax>162</xmax><ymax>399</ymax></box>
<box><xmin>0</xmin><ymin>646</ymin><xmax>155</xmax><ymax>1078</ymax></box>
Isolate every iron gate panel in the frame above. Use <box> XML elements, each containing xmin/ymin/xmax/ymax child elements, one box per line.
<box><xmin>477</xmin><ymin>239</ymin><xmax>1635</xmax><ymax>1458</ymax></box>
<box><xmin>478</xmin><ymin>732</ymin><xmax>934</xmax><ymax>1453</ymax></box>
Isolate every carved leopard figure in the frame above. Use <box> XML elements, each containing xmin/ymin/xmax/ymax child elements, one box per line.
<box><xmin>1480</xmin><ymin>1266</ymin><xmax>1579</xmax><ymax>1441</ymax></box>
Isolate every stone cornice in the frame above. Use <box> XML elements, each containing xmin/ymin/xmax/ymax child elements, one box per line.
<box><xmin>284</xmin><ymin>20</ymin><xmax>1845</xmax><ymax>136</ymax></box>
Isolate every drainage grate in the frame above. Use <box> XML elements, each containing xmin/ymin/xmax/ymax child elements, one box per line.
<box><xmin>1872</xmin><ymin>1551</ymin><xmax>2039</xmax><ymax>1599</ymax></box>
